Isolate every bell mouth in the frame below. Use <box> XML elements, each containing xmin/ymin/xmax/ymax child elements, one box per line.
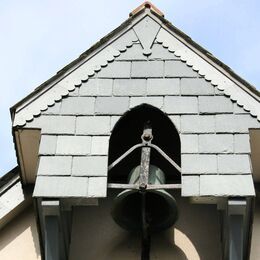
<box><xmin>111</xmin><ymin>189</ymin><xmax>178</xmax><ymax>233</ymax></box>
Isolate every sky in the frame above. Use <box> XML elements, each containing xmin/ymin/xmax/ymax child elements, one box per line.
<box><xmin>0</xmin><ymin>0</ymin><xmax>259</xmax><ymax>175</ymax></box>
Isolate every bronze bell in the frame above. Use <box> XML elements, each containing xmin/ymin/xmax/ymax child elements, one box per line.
<box><xmin>111</xmin><ymin>165</ymin><xmax>178</xmax><ymax>232</ymax></box>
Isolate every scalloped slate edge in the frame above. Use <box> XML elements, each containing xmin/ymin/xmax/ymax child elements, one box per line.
<box><xmin>156</xmin><ymin>28</ymin><xmax>260</xmax><ymax>121</ymax></box>
<box><xmin>13</xmin><ymin>29</ymin><xmax>138</xmax><ymax>126</ymax></box>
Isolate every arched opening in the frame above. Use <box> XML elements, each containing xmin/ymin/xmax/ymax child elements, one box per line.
<box><xmin>108</xmin><ymin>104</ymin><xmax>181</xmax><ymax>184</ymax></box>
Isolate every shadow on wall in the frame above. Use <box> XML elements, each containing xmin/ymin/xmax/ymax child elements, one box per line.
<box><xmin>69</xmin><ymin>190</ymin><xmax>222</xmax><ymax>260</ymax></box>
<box><xmin>105</xmin><ymin>227</ymin><xmax>201</xmax><ymax>259</ymax></box>
<box><xmin>0</xmin><ymin>205</ymin><xmax>41</xmax><ymax>260</ymax></box>
<box><xmin>173</xmin><ymin>192</ymin><xmax>222</xmax><ymax>260</ymax></box>
<box><xmin>105</xmin><ymin>231</ymin><xmax>188</xmax><ymax>260</ymax></box>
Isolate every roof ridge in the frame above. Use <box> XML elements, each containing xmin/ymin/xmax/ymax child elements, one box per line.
<box><xmin>130</xmin><ymin>1</ymin><xmax>164</xmax><ymax>18</ymax></box>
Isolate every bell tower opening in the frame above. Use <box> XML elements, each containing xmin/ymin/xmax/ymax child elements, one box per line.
<box><xmin>108</xmin><ymin>104</ymin><xmax>181</xmax><ymax>184</ymax></box>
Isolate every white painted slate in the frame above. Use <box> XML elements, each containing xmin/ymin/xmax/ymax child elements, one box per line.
<box><xmin>181</xmin><ymin>115</ymin><xmax>215</xmax><ymax>133</ymax></box>
<box><xmin>60</xmin><ymin>97</ymin><xmax>95</xmax><ymax>115</ymax></box>
<box><xmin>218</xmin><ymin>155</ymin><xmax>251</xmax><ymax>174</ymax></box>
<box><xmin>88</xmin><ymin>177</ymin><xmax>107</xmax><ymax>197</ymax></box>
<box><xmin>37</xmin><ymin>156</ymin><xmax>72</xmax><ymax>176</ymax></box>
<box><xmin>33</xmin><ymin>176</ymin><xmax>89</xmax><ymax>198</ymax></box>
<box><xmin>72</xmin><ymin>156</ymin><xmax>108</xmax><ymax>176</ymax></box>
<box><xmin>150</xmin><ymin>43</ymin><xmax>179</xmax><ymax>60</ymax></box>
<box><xmin>165</xmin><ymin>96</ymin><xmax>198</xmax><ymax>114</ymax></box>
<box><xmin>95</xmin><ymin>97</ymin><xmax>129</xmax><ymax>115</ymax></box>
<box><xmin>156</xmin><ymin>27</ymin><xmax>260</xmax><ymax>120</ymax></box>
<box><xmin>79</xmin><ymin>79</ymin><xmax>113</xmax><ymax>97</ymax></box>
<box><xmin>131</xmin><ymin>61</ymin><xmax>164</xmax><ymax>78</ymax></box>
<box><xmin>199</xmin><ymin>175</ymin><xmax>255</xmax><ymax>196</ymax></box>
<box><xmin>165</xmin><ymin>60</ymin><xmax>198</xmax><ymax>78</ymax></box>
<box><xmin>27</xmin><ymin>115</ymin><xmax>76</xmax><ymax>134</ymax></box>
<box><xmin>181</xmin><ymin>134</ymin><xmax>199</xmax><ymax>153</ymax></box>
<box><xmin>56</xmin><ymin>136</ymin><xmax>92</xmax><ymax>155</ymax></box>
<box><xmin>182</xmin><ymin>176</ymin><xmax>200</xmax><ymax>196</ymax></box>
<box><xmin>182</xmin><ymin>154</ymin><xmax>217</xmax><ymax>174</ymax></box>
<box><xmin>113</xmin><ymin>79</ymin><xmax>146</xmax><ymax>96</ymax></box>
<box><xmin>91</xmin><ymin>136</ymin><xmax>109</xmax><ymax>155</ymax></box>
<box><xmin>116</xmin><ymin>43</ymin><xmax>146</xmax><ymax>61</ymax></box>
<box><xmin>198</xmin><ymin>134</ymin><xmax>233</xmax><ymax>154</ymax></box>
<box><xmin>133</xmin><ymin>15</ymin><xmax>160</xmax><ymax>56</ymax></box>
<box><xmin>39</xmin><ymin>135</ymin><xmax>57</xmax><ymax>155</ymax></box>
<box><xmin>130</xmin><ymin>97</ymin><xmax>164</xmax><ymax>109</ymax></box>
<box><xmin>147</xmin><ymin>79</ymin><xmax>180</xmax><ymax>96</ymax></box>
<box><xmin>14</xmin><ymin>28</ymin><xmax>138</xmax><ymax>126</ymax></box>
<box><xmin>216</xmin><ymin>114</ymin><xmax>259</xmax><ymax>133</ymax></box>
<box><xmin>33</xmin><ymin>176</ymin><xmax>107</xmax><ymax>198</ymax></box>
<box><xmin>180</xmin><ymin>78</ymin><xmax>214</xmax><ymax>95</ymax></box>
<box><xmin>97</xmin><ymin>61</ymin><xmax>131</xmax><ymax>78</ymax></box>
<box><xmin>234</xmin><ymin>134</ymin><xmax>251</xmax><ymax>153</ymax></box>
<box><xmin>199</xmin><ymin>96</ymin><xmax>233</xmax><ymax>114</ymax></box>
<box><xmin>76</xmin><ymin>116</ymin><xmax>110</xmax><ymax>135</ymax></box>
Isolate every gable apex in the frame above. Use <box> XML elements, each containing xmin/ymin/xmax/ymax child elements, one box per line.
<box><xmin>130</xmin><ymin>1</ymin><xmax>164</xmax><ymax>18</ymax></box>
<box><xmin>11</xmin><ymin>3</ymin><xmax>260</xmax><ymax>127</ymax></box>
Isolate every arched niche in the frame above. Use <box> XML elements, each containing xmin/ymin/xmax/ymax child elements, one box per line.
<box><xmin>108</xmin><ymin>104</ymin><xmax>181</xmax><ymax>184</ymax></box>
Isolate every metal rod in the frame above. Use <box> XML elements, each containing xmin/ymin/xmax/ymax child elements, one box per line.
<box><xmin>108</xmin><ymin>143</ymin><xmax>181</xmax><ymax>174</ymax></box>
<box><xmin>149</xmin><ymin>144</ymin><xmax>182</xmax><ymax>173</ymax></box>
<box><xmin>108</xmin><ymin>143</ymin><xmax>143</xmax><ymax>171</ymax></box>
<box><xmin>107</xmin><ymin>183</ymin><xmax>182</xmax><ymax>189</ymax></box>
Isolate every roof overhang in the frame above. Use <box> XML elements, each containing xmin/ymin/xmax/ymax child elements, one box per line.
<box><xmin>0</xmin><ymin>167</ymin><xmax>32</xmax><ymax>229</ymax></box>
<box><xmin>250</xmin><ymin>129</ymin><xmax>260</xmax><ymax>182</ymax></box>
<box><xmin>14</xmin><ymin>128</ymin><xmax>41</xmax><ymax>184</ymax></box>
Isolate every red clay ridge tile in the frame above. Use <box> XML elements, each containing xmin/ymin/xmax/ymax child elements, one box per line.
<box><xmin>129</xmin><ymin>1</ymin><xmax>164</xmax><ymax>17</ymax></box>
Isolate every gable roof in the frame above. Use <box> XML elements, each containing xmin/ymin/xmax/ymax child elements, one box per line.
<box><xmin>10</xmin><ymin>2</ymin><xmax>260</xmax><ymax>126</ymax></box>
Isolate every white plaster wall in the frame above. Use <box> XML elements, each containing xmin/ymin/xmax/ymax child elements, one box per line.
<box><xmin>69</xmin><ymin>191</ymin><xmax>222</xmax><ymax>260</ymax></box>
<box><xmin>0</xmin><ymin>206</ymin><xmax>41</xmax><ymax>260</ymax></box>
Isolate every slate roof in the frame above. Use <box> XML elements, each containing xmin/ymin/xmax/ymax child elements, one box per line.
<box><xmin>10</xmin><ymin>2</ymin><xmax>260</xmax><ymax>126</ymax></box>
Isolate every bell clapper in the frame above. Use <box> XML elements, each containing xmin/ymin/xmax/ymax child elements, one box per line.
<box><xmin>141</xmin><ymin>191</ymin><xmax>151</xmax><ymax>260</ymax></box>
<box><xmin>109</xmin><ymin>122</ymin><xmax>181</xmax><ymax>259</ymax></box>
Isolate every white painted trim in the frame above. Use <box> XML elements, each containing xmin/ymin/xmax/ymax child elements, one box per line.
<box><xmin>13</xmin><ymin>10</ymin><xmax>260</xmax><ymax>126</ymax></box>
<box><xmin>0</xmin><ymin>180</ymin><xmax>32</xmax><ymax>229</ymax></box>
<box><xmin>13</xmin><ymin>13</ymin><xmax>149</xmax><ymax>127</ymax></box>
<box><xmin>156</xmin><ymin>28</ymin><xmax>260</xmax><ymax>120</ymax></box>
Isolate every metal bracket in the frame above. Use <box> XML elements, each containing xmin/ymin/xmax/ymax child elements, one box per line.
<box><xmin>139</xmin><ymin>126</ymin><xmax>153</xmax><ymax>190</ymax></box>
<box><xmin>108</xmin><ymin>123</ymin><xmax>181</xmax><ymax>191</ymax></box>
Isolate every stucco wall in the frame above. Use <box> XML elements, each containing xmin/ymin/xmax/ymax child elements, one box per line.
<box><xmin>69</xmin><ymin>190</ymin><xmax>222</xmax><ymax>259</ymax></box>
<box><xmin>0</xmin><ymin>206</ymin><xmax>41</xmax><ymax>260</ymax></box>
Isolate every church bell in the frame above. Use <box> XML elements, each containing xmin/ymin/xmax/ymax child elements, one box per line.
<box><xmin>111</xmin><ymin>165</ymin><xmax>178</xmax><ymax>232</ymax></box>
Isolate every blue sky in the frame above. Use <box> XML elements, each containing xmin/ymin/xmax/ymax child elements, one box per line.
<box><xmin>0</xmin><ymin>0</ymin><xmax>259</xmax><ymax>175</ymax></box>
